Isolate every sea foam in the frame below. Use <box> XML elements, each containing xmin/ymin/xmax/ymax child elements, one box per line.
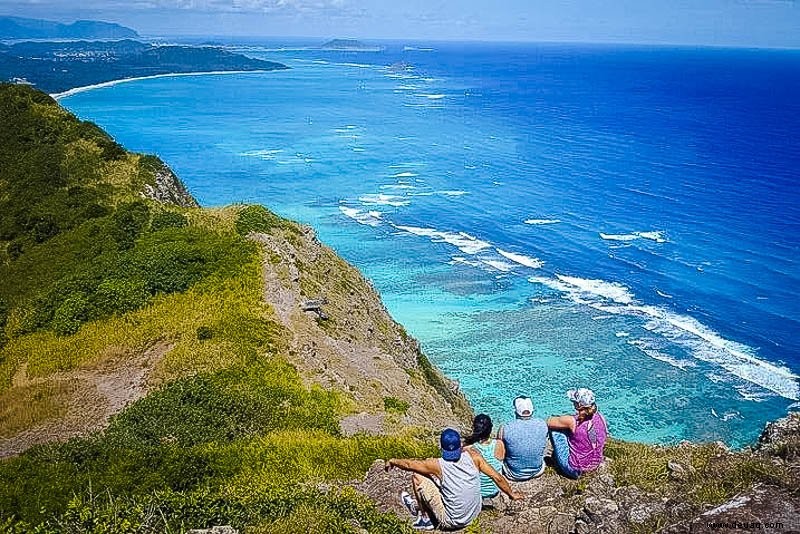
<box><xmin>628</xmin><ymin>338</ymin><xmax>697</xmax><ymax>370</ymax></box>
<box><xmin>600</xmin><ymin>231</ymin><xmax>667</xmax><ymax>243</ymax></box>
<box><xmin>239</xmin><ymin>149</ymin><xmax>283</xmax><ymax>159</ymax></box>
<box><xmin>525</xmin><ymin>219</ymin><xmax>561</xmax><ymax>225</ymax></box>
<box><xmin>496</xmin><ymin>249</ymin><xmax>544</xmax><ymax>269</ymax></box>
<box><xmin>394</xmin><ymin>225</ymin><xmax>491</xmax><ymax>254</ymax></box>
<box><xmin>527</xmin><ymin>273</ymin><xmax>800</xmax><ymax>400</ymax></box>
<box><xmin>339</xmin><ymin>206</ymin><xmax>382</xmax><ymax>227</ymax></box>
<box><xmin>358</xmin><ymin>193</ymin><xmax>410</xmax><ymax>207</ymax></box>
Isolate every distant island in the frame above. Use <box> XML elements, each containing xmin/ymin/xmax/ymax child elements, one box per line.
<box><xmin>0</xmin><ymin>40</ymin><xmax>288</xmax><ymax>93</ymax></box>
<box><xmin>320</xmin><ymin>38</ymin><xmax>382</xmax><ymax>51</ymax></box>
<box><xmin>0</xmin><ymin>16</ymin><xmax>138</xmax><ymax>39</ymax></box>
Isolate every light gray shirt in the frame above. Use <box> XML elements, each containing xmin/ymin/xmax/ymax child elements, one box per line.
<box><xmin>438</xmin><ymin>453</ymin><xmax>481</xmax><ymax>528</ymax></box>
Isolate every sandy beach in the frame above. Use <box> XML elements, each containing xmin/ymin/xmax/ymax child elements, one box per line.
<box><xmin>50</xmin><ymin>69</ymin><xmax>269</xmax><ymax>99</ymax></box>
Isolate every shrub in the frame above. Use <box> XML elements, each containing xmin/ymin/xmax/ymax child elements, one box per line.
<box><xmin>151</xmin><ymin>211</ymin><xmax>188</xmax><ymax>232</ymax></box>
<box><xmin>91</xmin><ymin>278</ymin><xmax>149</xmax><ymax>317</ymax></box>
<box><xmin>123</xmin><ymin>228</ymin><xmax>250</xmax><ymax>295</ymax></box>
<box><xmin>111</xmin><ymin>201</ymin><xmax>150</xmax><ymax>250</ymax></box>
<box><xmin>235</xmin><ymin>205</ymin><xmax>285</xmax><ymax>236</ymax></box>
<box><xmin>383</xmin><ymin>396</ymin><xmax>410</xmax><ymax>415</ymax></box>
<box><xmin>105</xmin><ymin>360</ymin><xmax>341</xmax><ymax>449</ymax></box>
<box><xmin>51</xmin><ymin>292</ymin><xmax>89</xmax><ymax>336</ymax></box>
<box><xmin>196</xmin><ymin>326</ymin><xmax>213</xmax><ymax>340</ymax></box>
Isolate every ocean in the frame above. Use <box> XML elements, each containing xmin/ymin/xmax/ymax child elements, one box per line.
<box><xmin>59</xmin><ymin>41</ymin><xmax>800</xmax><ymax>447</ymax></box>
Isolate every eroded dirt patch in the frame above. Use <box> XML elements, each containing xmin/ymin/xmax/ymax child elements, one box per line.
<box><xmin>0</xmin><ymin>341</ymin><xmax>172</xmax><ymax>457</ymax></box>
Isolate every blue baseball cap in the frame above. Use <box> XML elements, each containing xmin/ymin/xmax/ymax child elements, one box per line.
<box><xmin>440</xmin><ymin>428</ymin><xmax>462</xmax><ymax>462</ymax></box>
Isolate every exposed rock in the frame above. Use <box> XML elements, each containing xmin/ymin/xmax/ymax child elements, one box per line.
<box><xmin>667</xmin><ymin>460</ymin><xmax>693</xmax><ymax>481</ymax></box>
<box><xmin>548</xmin><ymin>512</ymin><xmax>574</xmax><ymax>533</ymax></box>
<box><xmin>355</xmin><ymin>460</ymin><xmax>415</xmax><ymax>518</ymax></box>
<box><xmin>339</xmin><ymin>412</ymin><xmax>386</xmax><ymax>436</ymax></box>
<box><xmin>250</xmin><ymin>228</ymin><xmax>472</xmax><ymax>434</ymax></box>
<box><xmin>663</xmin><ymin>484</ymin><xmax>800</xmax><ymax>533</ymax></box>
<box><xmin>756</xmin><ymin>412</ymin><xmax>800</xmax><ymax>462</ymax></box>
<box><xmin>583</xmin><ymin>496</ymin><xmax>619</xmax><ymax>519</ymax></box>
<box><xmin>141</xmin><ymin>159</ymin><xmax>198</xmax><ymax>208</ymax></box>
<box><xmin>627</xmin><ymin>500</ymin><xmax>665</xmax><ymax>524</ymax></box>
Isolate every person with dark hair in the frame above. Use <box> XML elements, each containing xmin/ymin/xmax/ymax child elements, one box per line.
<box><xmin>546</xmin><ymin>388</ymin><xmax>608</xmax><ymax>479</ymax></box>
<box><xmin>498</xmin><ymin>395</ymin><xmax>548</xmax><ymax>481</ymax></box>
<box><xmin>463</xmin><ymin>414</ymin><xmax>506</xmax><ymax>500</ymax></box>
<box><xmin>386</xmin><ymin>428</ymin><xmax>523</xmax><ymax>530</ymax></box>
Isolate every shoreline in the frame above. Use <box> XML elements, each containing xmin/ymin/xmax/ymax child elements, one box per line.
<box><xmin>52</xmin><ymin>66</ymin><xmax>798</xmax><ymax>449</ymax></box>
<box><xmin>50</xmin><ymin>69</ymin><xmax>270</xmax><ymax>99</ymax></box>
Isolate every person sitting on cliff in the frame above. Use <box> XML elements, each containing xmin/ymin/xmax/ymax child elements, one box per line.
<box><xmin>546</xmin><ymin>388</ymin><xmax>608</xmax><ymax>479</ymax></box>
<box><xmin>497</xmin><ymin>395</ymin><xmax>548</xmax><ymax>481</ymax></box>
<box><xmin>386</xmin><ymin>428</ymin><xmax>523</xmax><ymax>531</ymax></box>
<box><xmin>463</xmin><ymin>414</ymin><xmax>506</xmax><ymax>505</ymax></box>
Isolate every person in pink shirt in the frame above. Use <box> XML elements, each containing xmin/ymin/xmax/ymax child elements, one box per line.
<box><xmin>546</xmin><ymin>388</ymin><xmax>608</xmax><ymax>479</ymax></box>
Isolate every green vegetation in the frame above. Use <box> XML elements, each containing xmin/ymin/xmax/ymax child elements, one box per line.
<box><xmin>0</xmin><ymin>358</ymin><xmax>433</xmax><ymax>532</ymax></box>
<box><xmin>0</xmin><ymin>83</ymin><xmax>437</xmax><ymax>532</ymax></box>
<box><xmin>605</xmin><ymin>439</ymin><xmax>792</xmax><ymax>504</ymax></box>
<box><xmin>604</xmin><ymin>437</ymin><xmax>796</xmax><ymax>530</ymax></box>
<box><xmin>383</xmin><ymin>396</ymin><xmax>410</xmax><ymax>415</ymax></box>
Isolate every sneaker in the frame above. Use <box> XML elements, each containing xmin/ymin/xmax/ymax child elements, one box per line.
<box><xmin>411</xmin><ymin>516</ymin><xmax>434</xmax><ymax>531</ymax></box>
<box><xmin>400</xmin><ymin>490</ymin><xmax>419</xmax><ymax>516</ymax></box>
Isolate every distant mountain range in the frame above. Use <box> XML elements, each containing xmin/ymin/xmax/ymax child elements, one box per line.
<box><xmin>0</xmin><ymin>16</ymin><xmax>138</xmax><ymax>39</ymax></box>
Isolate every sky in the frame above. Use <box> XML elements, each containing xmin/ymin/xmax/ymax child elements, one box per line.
<box><xmin>1</xmin><ymin>0</ymin><xmax>799</xmax><ymax>48</ymax></box>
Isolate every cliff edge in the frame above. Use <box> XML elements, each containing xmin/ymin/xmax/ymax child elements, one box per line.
<box><xmin>358</xmin><ymin>413</ymin><xmax>799</xmax><ymax>533</ymax></box>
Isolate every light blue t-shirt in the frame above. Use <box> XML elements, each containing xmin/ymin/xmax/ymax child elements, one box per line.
<box><xmin>501</xmin><ymin>417</ymin><xmax>548</xmax><ymax>480</ymax></box>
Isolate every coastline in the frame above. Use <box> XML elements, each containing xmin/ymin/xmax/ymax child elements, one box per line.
<box><xmin>51</xmin><ymin>55</ymin><xmax>800</xmax><ymax>449</ymax></box>
<box><xmin>50</xmin><ymin>69</ymin><xmax>271</xmax><ymax>99</ymax></box>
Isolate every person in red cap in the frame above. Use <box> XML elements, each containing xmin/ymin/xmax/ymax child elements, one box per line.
<box><xmin>386</xmin><ymin>428</ymin><xmax>523</xmax><ymax>530</ymax></box>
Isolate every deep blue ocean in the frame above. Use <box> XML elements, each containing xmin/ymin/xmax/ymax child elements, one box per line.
<box><xmin>60</xmin><ymin>41</ymin><xmax>800</xmax><ymax>447</ymax></box>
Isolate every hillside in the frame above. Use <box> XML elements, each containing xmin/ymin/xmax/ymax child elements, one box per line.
<box><xmin>0</xmin><ymin>16</ymin><xmax>139</xmax><ymax>39</ymax></box>
<box><xmin>0</xmin><ymin>83</ymin><xmax>469</xmax><ymax>532</ymax></box>
<box><xmin>0</xmin><ymin>83</ymin><xmax>797</xmax><ymax>534</ymax></box>
<box><xmin>0</xmin><ymin>40</ymin><xmax>288</xmax><ymax>93</ymax></box>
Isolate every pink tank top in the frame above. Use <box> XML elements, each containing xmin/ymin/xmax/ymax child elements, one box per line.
<box><xmin>568</xmin><ymin>412</ymin><xmax>607</xmax><ymax>472</ymax></box>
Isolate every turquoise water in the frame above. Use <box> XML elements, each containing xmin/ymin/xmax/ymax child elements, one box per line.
<box><xmin>61</xmin><ymin>42</ymin><xmax>800</xmax><ymax>447</ymax></box>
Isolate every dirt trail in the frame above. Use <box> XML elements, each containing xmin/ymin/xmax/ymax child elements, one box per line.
<box><xmin>0</xmin><ymin>342</ymin><xmax>172</xmax><ymax>457</ymax></box>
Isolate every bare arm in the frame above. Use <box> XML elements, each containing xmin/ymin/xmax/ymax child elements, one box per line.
<box><xmin>468</xmin><ymin>449</ymin><xmax>523</xmax><ymax>500</ymax></box>
<box><xmin>494</xmin><ymin>438</ymin><xmax>506</xmax><ymax>461</ymax></box>
<box><xmin>385</xmin><ymin>457</ymin><xmax>441</xmax><ymax>478</ymax></box>
<box><xmin>546</xmin><ymin>414</ymin><xmax>576</xmax><ymax>432</ymax></box>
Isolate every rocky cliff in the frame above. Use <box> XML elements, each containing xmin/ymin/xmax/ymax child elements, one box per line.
<box><xmin>358</xmin><ymin>413</ymin><xmax>800</xmax><ymax>533</ymax></box>
<box><xmin>140</xmin><ymin>156</ymin><xmax>199</xmax><ymax>208</ymax></box>
<box><xmin>251</xmin><ymin>224</ymin><xmax>472</xmax><ymax>435</ymax></box>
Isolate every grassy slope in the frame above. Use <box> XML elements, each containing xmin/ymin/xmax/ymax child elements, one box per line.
<box><xmin>0</xmin><ymin>84</ymin><xmax>434</xmax><ymax>532</ymax></box>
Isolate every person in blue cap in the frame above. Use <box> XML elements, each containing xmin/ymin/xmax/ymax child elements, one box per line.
<box><xmin>386</xmin><ymin>428</ymin><xmax>523</xmax><ymax>530</ymax></box>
